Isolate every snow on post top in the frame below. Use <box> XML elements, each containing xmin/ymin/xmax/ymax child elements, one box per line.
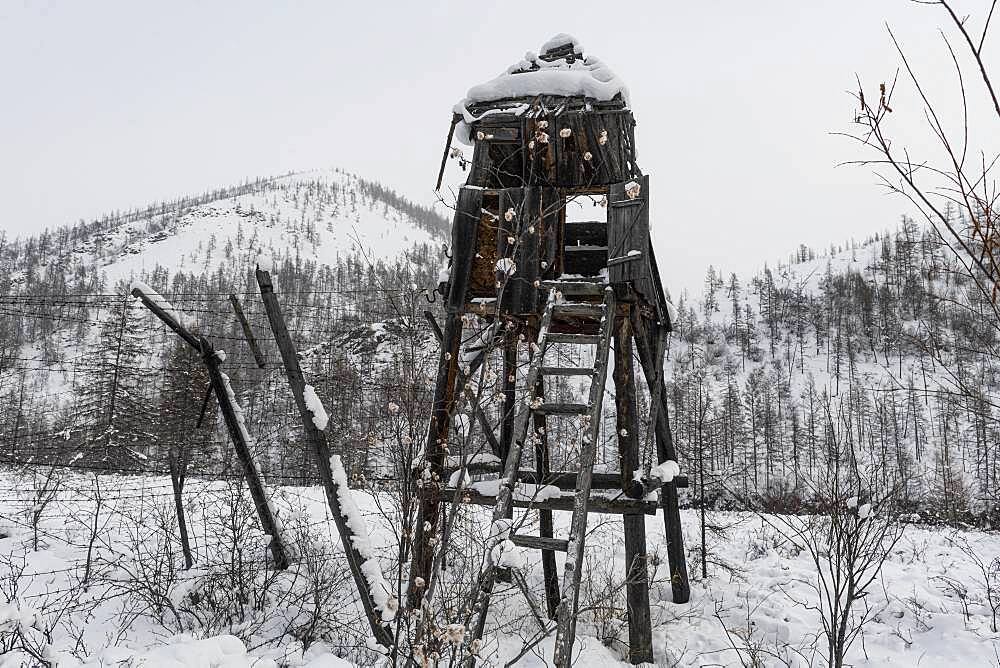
<box><xmin>539</xmin><ymin>33</ymin><xmax>584</xmax><ymax>57</ymax></box>
<box><xmin>455</xmin><ymin>33</ymin><xmax>630</xmax><ymax>117</ymax></box>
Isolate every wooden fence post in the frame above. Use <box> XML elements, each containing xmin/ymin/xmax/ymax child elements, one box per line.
<box><xmin>229</xmin><ymin>293</ymin><xmax>266</xmax><ymax>369</ymax></box>
<box><xmin>130</xmin><ymin>285</ymin><xmax>291</xmax><ymax>570</ymax></box>
<box><xmin>255</xmin><ymin>268</ymin><xmax>395</xmax><ymax>646</ymax></box>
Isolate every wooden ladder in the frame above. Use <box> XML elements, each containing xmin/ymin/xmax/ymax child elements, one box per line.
<box><xmin>462</xmin><ymin>286</ymin><xmax>617</xmax><ymax>667</ymax></box>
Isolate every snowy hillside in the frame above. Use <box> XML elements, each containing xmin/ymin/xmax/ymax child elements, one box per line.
<box><xmin>0</xmin><ymin>168</ymin><xmax>448</xmax><ymax>475</ymax></box>
<box><xmin>664</xmin><ymin>223</ymin><xmax>1000</xmax><ymax>522</ymax></box>
<box><xmin>4</xmin><ymin>168</ymin><xmax>446</xmax><ymax>296</ymax></box>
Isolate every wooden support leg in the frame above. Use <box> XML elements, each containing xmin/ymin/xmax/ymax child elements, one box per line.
<box><xmin>614</xmin><ymin>313</ymin><xmax>654</xmax><ymax>664</ymax></box>
<box><xmin>496</xmin><ymin>325</ymin><xmax>518</xmax><ymax>584</ymax></box>
<box><xmin>501</xmin><ymin>325</ymin><xmax>517</xmax><ymax>463</ymax></box>
<box><xmin>533</xmin><ymin>375</ymin><xmax>560</xmax><ymax>620</ymax></box>
<box><xmin>423</xmin><ymin>311</ymin><xmax>503</xmax><ymax>458</ymax></box>
<box><xmin>408</xmin><ymin>310</ymin><xmax>464</xmax><ymax>610</ymax></box>
<box><xmin>631</xmin><ymin>315</ymin><xmax>691</xmax><ymax>604</ymax></box>
<box><xmin>201</xmin><ymin>340</ymin><xmax>291</xmax><ymax>570</ymax></box>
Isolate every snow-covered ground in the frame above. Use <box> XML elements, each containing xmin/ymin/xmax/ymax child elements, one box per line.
<box><xmin>2</xmin><ymin>469</ymin><xmax>999</xmax><ymax>667</ymax></box>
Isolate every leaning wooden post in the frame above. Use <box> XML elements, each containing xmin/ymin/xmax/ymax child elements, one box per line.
<box><xmin>255</xmin><ymin>267</ymin><xmax>396</xmax><ymax>646</ymax></box>
<box><xmin>130</xmin><ymin>283</ymin><xmax>291</xmax><ymax>570</ymax></box>
<box><xmin>200</xmin><ymin>337</ymin><xmax>292</xmax><ymax>570</ymax></box>
<box><xmin>495</xmin><ymin>325</ymin><xmax>518</xmax><ymax>584</ymax></box>
<box><xmin>423</xmin><ymin>311</ymin><xmax>503</xmax><ymax>458</ymax></box>
<box><xmin>631</xmin><ymin>314</ymin><xmax>691</xmax><ymax>604</ymax></box>
<box><xmin>408</xmin><ymin>185</ymin><xmax>480</xmax><ymax>609</ymax></box>
<box><xmin>229</xmin><ymin>293</ymin><xmax>266</xmax><ymax>369</ymax></box>
<box><xmin>408</xmin><ymin>310</ymin><xmax>464</xmax><ymax>609</ymax></box>
<box><xmin>612</xmin><ymin>311</ymin><xmax>653</xmax><ymax>664</ymax></box>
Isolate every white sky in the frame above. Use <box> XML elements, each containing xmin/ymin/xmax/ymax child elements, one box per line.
<box><xmin>1</xmin><ymin>1</ymin><xmax>993</xmax><ymax>295</ymax></box>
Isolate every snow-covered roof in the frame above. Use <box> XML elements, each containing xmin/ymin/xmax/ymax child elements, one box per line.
<box><xmin>454</xmin><ymin>33</ymin><xmax>630</xmax><ymax>118</ymax></box>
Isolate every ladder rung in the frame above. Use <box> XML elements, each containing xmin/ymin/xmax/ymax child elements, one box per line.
<box><xmin>540</xmin><ymin>280</ymin><xmax>607</xmax><ymax>296</ymax></box>
<box><xmin>563</xmin><ymin>245</ymin><xmax>608</xmax><ymax>252</ymax></box>
<box><xmin>546</xmin><ymin>333</ymin><xmax>599</xmax><ymax>345</ymax></box>
<box><xmin>553</xmin><ymin>302</ymin><xmax>604</xmax><ymax>317</ymax></box>
<box><xmin>540</xmin><ymin>366</ymin><xmax>593</xmax><ymax>377</ymax></box>
<box><xmin>510</xmin><ymin>534</ymin><xmax>569</xmax><ymax>552</ymax></box>
<box><xmin>533</xmin><ymin>403</ymin><xmax>589</xmax><ymax>415</ymax></box>
<box><xmin>444</xmin><ymin>487</ymin><xmax>659</xmax><ymax>515</ymax></box>
<box><xmin>517</xmin><ymin>470</ymin><xmax>623</xmax><ymax>490</ymax></box>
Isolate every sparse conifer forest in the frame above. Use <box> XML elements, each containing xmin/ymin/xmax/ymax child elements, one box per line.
<box><xmin>4</xmin><ymin>2</ymin><xmax>1000</xmax><ymax>667</ymax></box>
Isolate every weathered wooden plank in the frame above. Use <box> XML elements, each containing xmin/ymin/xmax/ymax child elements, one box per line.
<box><xmin>555</xmin><ymin>117</ymin><xmax>580</xmax><ymax>185</ymax></box>
<box><xmin>540</xmin><ymin>366</ymin><xmax>592</xmax><ymax>376</ymax></box>
<box><xmin>496</xmin><ymin>327</ymin><xmax>519</xmax><ymax>584</ymax></box>
<box><xmin>511</xmin><ymin>534</ymin><xmax>569</xmax><ymax>551</ymax></box>
<box><xmin>607</xmin><ymin>251</ymin><xmax>642</xmax><ymax>268</ymax></box>
<box><xmin>488</xmin><ymin>142</ymin><xmax>527</xmax><ymax>189</ymax></box>
<box><xmin>563</xmin><ymin>245</ymin><xmax>608</xmax><ymax>276</ymax></box>
<box><xmin>546</xmin><ymin>332</ymin><xmax>600</xmax><ymax>344</ymax></box>
<box><xmin>229</xmin><ymin>294</ymin><xmax>266</xmax><ymax>369</ymax></box>
<box><xmin>132</xmin><ymin>285</ymin><xmax>290</xmax><ymax>571</ymax></box>
<box><xmin>608</xmin><ymin>175</ymin><xmax>651</xmax><ymax>297</ymax></box>
<box><xmin>448</xmin><ymin>187</ymin><xmax>483</xmax><ymax>311</ymax></box>
<box><xmin>481</xmin><ymin>125</ymin><xmax>520</xmax><ymax>142</ymax></box>
<box><xmin>564</xmin><ymin>221</ymin><xmax>608</xmax><ymax>246</ymax></box>
<box><xmin>200</xmin><ymin>337</ymin><xmax>291</xmax><ymax>570</ymax></box>
<box><xmin>527</xmin><ymin>117</ymin><xmax>555</xmax><ymax>185</ymax></box>
<box><xmin>435</xmin><ymin>113</ymin><xmax>459</xmax><ymax>191</ymax></box>
<box><xmin>408</xmin><ymin>311</ymin><xmax>465</xmax><ymax>609</ymax></box>
<box><xmin>130</xmin><ymin>286</ymin><xmax>200</xmax><ymax>350</ymax></box>
<box><xmin>256</xmin><ymin>268</ymin><xmax>394</xmax><ymax>646</ymax></box>
<box><xmin>513</xmin><ymin>469</ymin><xmax>689</xmax><ymax>491</ymax></box>
<box><xmin>613</xmin><ymin>311</ymin><xmax>654</xmax><ymax>664</ymax></box>
<box><xmin>553</xmin><ymin>301</ymin><xmax>604</xmax><ymax>317</ymax></box>
<box><xmin>631</xmin><ymin>314</ymin><xmax>691</xmax><ymax>604</ymax></box>
<box><xmin>444</xmin><ymin>486</ymin><xmax>657</xmax><ymax>515</ymax></box>
<box><xmin>498</xmin><ymin>186</ymin><xmax>538</xmax><ymax>314</ymax></box>
<box><xmin>540</xmin><ymin>280</ymin><xmax>606</xmax><ymax>297</ymax></box>
<box><xmin>469</xmin><ymin>138</ymin><xmax>494</xmax><ymax>187</ymax></box>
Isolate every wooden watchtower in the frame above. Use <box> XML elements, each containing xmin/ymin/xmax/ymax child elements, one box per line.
<box><xmin>412</xmin><ymin>35</ymin><xmax>689</xmax><ymax>665</ymax></box>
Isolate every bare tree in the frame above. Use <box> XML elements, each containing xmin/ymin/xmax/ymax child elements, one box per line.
<box><xmin>847</xmin><ymin>1</ymin><xmax>1000</xmax><ymax>320</ymax></box>
<box><xmin>754</xmin><ymin>412</ymin><xmax>907</xmax><ymax>668</ymax></box>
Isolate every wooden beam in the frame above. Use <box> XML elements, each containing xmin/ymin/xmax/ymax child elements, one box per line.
<box><xmin>130</xmin><ymin>287</ymin><xmax>199</xmax><ymax>350</ymax></box>
<box><xmin>408</xmin><ymin>311</ymin><xmax>464</xmax><ymax>609</ymax></box>
<box><xmin>435</xmin><ymin>113</ymin><xmax>459</xmax><ymax>191</ymax></box>
<box><xmin>631</xmin><ymin>313</ymin><xmax>690</xmax><ymax>604</ymax></box>
<box><xmin>443</xmin><ymin>487</ymin><xmax>657</xmax><ymax>515</ymax></box>
<box><xmin>255</xmin><ymin>268</ymin><xmax>394</xmax><ymax>647</ymax></box>
<box><xmin>613</xmin><ymin>313</ymin><xmax>653</xmax><ymax>664</ymax></box>
<box><xmin>423</xmin><ymin>311</ymin><xmax>502</xmax><ymax>458</ymax></box>
<box><xmin>200</xmin><ymin>336</ymin><xmax>291</xmax><ymax>570</ymax></box>
<box><xmin>229</xmin><ymin>294</ymin><xmax>266</xmax><ymax>369</ymax></box>
<box><xmin>510</xmin><ymin>534</ymin><xmax>568</xmax><ymax>551</ymax></box>
<box><xmin>132</xmin><ymin>285</ymin><xmax>290</xmax><ymax>570</ymax></box>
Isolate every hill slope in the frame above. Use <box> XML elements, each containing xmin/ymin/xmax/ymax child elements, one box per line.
<box><xmin>664</xmin><ymin>221</ymin><xmax>1000</xmax><ymax>522</ymax></box>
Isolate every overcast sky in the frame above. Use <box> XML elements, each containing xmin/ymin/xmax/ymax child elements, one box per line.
<box><xmin>0</xmin><ymin>1</ymin><xmax>990</xmax><ymax>295</ymax></box>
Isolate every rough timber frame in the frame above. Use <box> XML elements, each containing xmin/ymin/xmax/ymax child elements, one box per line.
<box><xmin>412</xmin><ymin>39</ymin><xmax>691</xmax><ymax>667</ymax></box>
